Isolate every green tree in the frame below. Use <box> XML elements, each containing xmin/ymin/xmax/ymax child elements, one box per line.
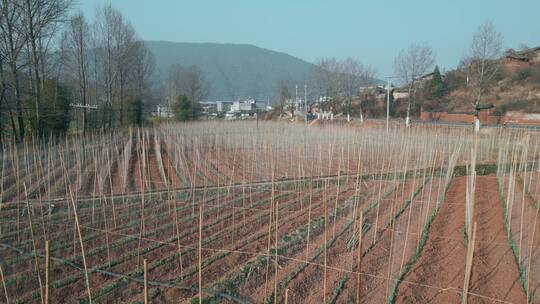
<box><xmin>173</xmin><ymin>94</ymin><xmax>201</xmax><ymax>121</ymax></box>
<box><xmin>24</xmin><ymin>79</ymin><xmax>71</xmax><ymax>136</ymax></box>
<box><xmin>126</xmin><ymin>97</ymin><xmax>144</xmax><ymax>126</ymax></box>
<box><xmin>426</xmin><ymin>66</ymin><xmax>446</xmax><ymax>98</ymax></box>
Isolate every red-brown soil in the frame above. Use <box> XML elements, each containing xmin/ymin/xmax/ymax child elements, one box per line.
<box><xmin>395</xmin><ymin>175</ymin><xmax>527</xmax><ymax>304</ymax></box>
<box><xmin>468</xmin><ymin>176</ymin><xmax>526</xmax><ymax>303</ymax></box>
<box><xmin>395</xmin><ymin>176</ymin><xmax>468</xmax><ymax>303</ymax></box>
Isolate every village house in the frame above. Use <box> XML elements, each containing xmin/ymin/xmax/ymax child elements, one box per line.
<box><xmin>502</xmin><ymin>46</ymin><xmax>540</xmax><ymax>74</ymax></box>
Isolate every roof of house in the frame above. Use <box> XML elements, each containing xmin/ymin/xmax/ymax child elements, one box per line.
<box><xmin>420</xmin><ymin>71</ymin><xmax>436</xmax><ymax>79</ymax></box>
<box><xmin>506</xmin><ymin>46</ymin><xmax>540</xmax><ymax>61</ymax></box>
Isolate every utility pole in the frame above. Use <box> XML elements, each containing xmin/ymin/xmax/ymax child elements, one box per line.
<box><xmin>295</xmin><ymin>84</ymin><xmax>298</xmax><ymax>105</ymax></box>
<box><xmin>294</xmin><ymin>84</ymin><xmax>298</xmax><ymax>121</ymax></box>
<box><xmin>386</xmin><ymin>78</ymin><xmax>391</xmax><ymax>133</ymax></box>
<box><xmin>304</xmin><ymin>84</ymin><xmax>308</xmax><ymax>127</ymax></box>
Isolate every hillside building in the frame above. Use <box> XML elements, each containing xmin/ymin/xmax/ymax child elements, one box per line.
<box><xmin>502</xmin><ymin>46</ymin><xmax>540</xmax><ymax>74</ymax></box>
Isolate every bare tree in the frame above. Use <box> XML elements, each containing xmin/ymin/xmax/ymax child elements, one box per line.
<box><xmin>183</xmin><ymin>65</ymin><xmax>209</xmax><ymax>102</ymax></box>
<box><xmin>312</xmin><ymin>57</ymin><xmax>375</xmax><ymax>121</ymax></box>
<box><xmin>95</xmin><ymin>5</ymin><xmax>120</xmax><ymax>127</ymax></box>
<box><xmin>314</xmin><ymin>57</ymin><xmax>342</xmax><ymax>105</ymax></box>
<box><xmin>394</xmin><ymin>43</ymin><xmax>435</xmax><ymax>126</ymax></box>
<box><xmin>0</xmin><ymin>0</ymin><xmax>27</xmax><ymax>140</ymax></box>
<box><xmin>167</xmin><ymin>64</ymin><xmax>185</xmax><ymax>104</ymax></box>
<box><xmin>467</xmin><ymin>21</ymin><xmax>503</xmax><ymax>107</ymax></box>
<box><xmin>22</xmin><ymin>0</ymin><xmax>72</xmax><ymax>134</ymax></box>
<box><xmin>62</xmin><ymin>12</ymin><xmax>91</xmax><ymax>131</ymax></box>
<box><xmin>276</xmin><ymin>79</ymin><xmax>291</xmax><ymax>116</ymax></box>
<box><xmin>133</xmin><ymin>41</ymin><xmax>155</xmax><ymax>99</ymax></box>
<box><xmin>94</xmin><ymin>4</ymin><xmax>141</xmax><ymax>126</ymax></box>
<box><xmin>167</xmin><ymin>64</ymin><xmax>209</xmax><ymax>102</ymax></box>
<box><xmin>113</xmin><ymin>18</ymin><xmax>137</xmax><ymax>125</ymax></box>
<box><xmin>0</xmin><ymin>23</ymin><xmax>5</xmax><ymax>142</ymax></box>
<box><xmin>340</xmin><ymin>57</ymin><xmax>376</xmax><ymax>122</ymax></box>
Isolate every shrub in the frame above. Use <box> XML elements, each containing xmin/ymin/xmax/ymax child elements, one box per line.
<box><xmin>23</xmin><ymin>79</ymin><xmax>71</xmax><ymax>136</ymax></box>
<box><xmin>444</xmin><ymin>70</ymin><xmax>467</xmax><ymax>92</ymax></box>
<box><xmin>173</xmin><ymin>94</ymin><xmax>201</xmax><ymax>121</ymax></box>
<box><xmin>530</xmin><ymin>65</ymin><xmax>540</xmax><ymax>84</ymax></box>
<box><xmin>126</xmin><ymin>97</ymin><xmax>144</xmax><ymax>126</ymax></box>
<box><xmin>512</xmin><ymin>67</ymin><xmax>531</xmax><ymax>82</ymax></box>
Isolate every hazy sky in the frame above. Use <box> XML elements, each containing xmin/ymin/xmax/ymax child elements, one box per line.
<box><xmin>79</xmin><ymin>0</ymin><xmax>540</xmax><ymax>77</ymax></box>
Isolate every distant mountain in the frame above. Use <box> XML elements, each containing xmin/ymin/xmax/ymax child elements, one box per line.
<box><xmin>145</xmin><ymin>41</ymin><xmax>317</xmax><ymax>102</ymax></box>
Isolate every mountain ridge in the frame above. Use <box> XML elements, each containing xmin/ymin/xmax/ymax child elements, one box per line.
<box><xmin>144</xmin><ymin>40</ymin><xmax>317</xmax><ymax>101</ymax></box>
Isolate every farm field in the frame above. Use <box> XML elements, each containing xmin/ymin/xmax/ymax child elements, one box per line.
<box><xmin>1</xmin><ymin>121</ymin><xmax>540</xmax><ymax>303</ymax></box>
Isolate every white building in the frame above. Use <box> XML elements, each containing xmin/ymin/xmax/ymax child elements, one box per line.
<box><xmin>231</xmin><ymin>99</ymin><xmax>256</xmax><ymax>112</ymax></box>
<box><xmin>156</xmin><ymin>105</ymin><xmax>173</xmax><ymax>118</ymax></box>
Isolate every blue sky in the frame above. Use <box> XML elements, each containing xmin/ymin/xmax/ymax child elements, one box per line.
<box><xmin>79</xmin><ymin>0</ymin><xmax>540</xmax><ymax>77</ymax></box>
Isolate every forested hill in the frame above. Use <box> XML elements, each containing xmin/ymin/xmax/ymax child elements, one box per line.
<box><xmin>145</xmin><ymin>41</ymin><xmax>317</xmax><ymax>101</ymax></box>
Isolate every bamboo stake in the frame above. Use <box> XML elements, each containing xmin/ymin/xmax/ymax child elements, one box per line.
<box><xmin>323</xmin><ymin>180</ymin><xmax>328</xmax><ymax>304</ymax></box>
<box><xmin>137</xmin><ymin>136</ymin><xmax>147</xmax><ymax>270</ymax></box>
<box><xmin>527</xmin><ymin>209</ymin><xmax>538</xmax><ymax>302</ymax></box>
<box><xmin>373</xmin><ymin>155</ymin><xmax>387</xmax><ymax>245</ymax></box>
<box><xmin>0</xmin><ymin>148</ymin><xmax>5</xmax><ymax>235</ymax></box>
<box><xmin>45</xmin><ymin>240</ymin><xmax>49</xmax><ymax>304</ymax></box>
<box><xmin>332</xmin><ymin>147</ymin><xmax>342</xmax><ymax>237</ymax></box>
<box><xmin>61</xmin><ymin>158</ymin><xmax>93</xmax><ymax>304</ymax></box>
<box><xmin>518</xmin><ymin>142</ymin><xmax>529</xmax><ymax>263</ymax></box>
<box><xmin>144</xmin><ymin>259</ymin><xmax>148</xmax><ymax>304</ymax></box>
<box><xmin>23</xmin><ymin>183</ymin><xmax>44</xmax><ymax>304</ymax></box>
<box><xmin>173</xmin><ymin>199</ymin><xmax>184</xmax><ymax>280</ymax></box>
<box><xmin>356</xmin><ymin>214</ymin><xmax>363</xmax><ymax>304</ymax></box>
<box><xmin>263</xmin><ymin>148</ymin><xmax>276</xmax><ymax>299</ymax></box>
<box><xmin>462</xmin><ymin>222</ymin><xmax>477</xmax><ymax>304</ymax></box>
<box><xmin>305</xmin><ymin>178</ymin><xmax>313</xmax><ymax>262</ymax></box>
<box><xmin>198</xmin><ymin>204</ymin><xmax>203</xmax><ymax>304</ymax></box>
<box><xmin>101</xmin><ymin>195</ymin><xmax>111</xmax><ymax>267</ymax></box>
<box><xmin>284</xmin><ymin>288</ymin><xmax>289</xmax><ymax>304</ymax></box>
<box><xmin>0</xmin><ymin>264</ymin><xmax>9</xmax><ymax>304</ymax></box>
<box><xmin>274</xmin><ymin>200</ymin><xmax>279</xmax><ymax>304</ymax></box>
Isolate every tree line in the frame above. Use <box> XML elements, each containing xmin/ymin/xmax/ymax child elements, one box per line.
<box><xmin>0</xmin><ymin>1</ymin><xmax>156</xmax><ymax>142</ymax></box>
<box><xmin>277</xmin><ymin>57</ymin><xmax>377</xmax><ymax>122</ymax></box>
<box><xmin>281</xmin><ymin>21</ymin><xmax>505</xmax><ymax>126</ymax></box>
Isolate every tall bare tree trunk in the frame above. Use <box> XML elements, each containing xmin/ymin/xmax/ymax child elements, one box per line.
<box><xmin>3</xmin><ymin>0</ymin><xmax>24</xmax><ymax>140</ymax></box>
<box><xmin>25</xmin><ymin>0</ymin><xmax>43</xmax><ymax>135</ymax></box>
<box><xmin>405</xmin><ymin>85</ymin><xmax>413</xmax><ymax>127</ymax></box>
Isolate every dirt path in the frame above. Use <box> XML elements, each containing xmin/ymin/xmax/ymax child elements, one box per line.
<box><xmin>468</xmin><ymin>176</ymin><xmax>526</xmax><ymax>303</ymax></box>
<box><xmin>506</xmin><ymin>175</ymin><xmax>540</xmax><ymax>302</ymax></box>
<box><xmin>354</xmin><ymin>178</ymin><xmax>433</xmax><ymax>304</ymax></box>
<box><xmin>395</xmin><ymin>176</ymin><xmax>467</xmax><ymax>303</ymax></box>
<box><xmin>395</xmin><ymin>175</ymin><xmax>527</xmax><ymax>304</ymax></box>
<box><xmin>519</xmin><ymin>172</ymin><xmax>540</xmax><ymax>301</ymax></box>
<box><xmin>267</xmin><ymin>181</ymin><xmax>399</xmax><ymax>304</ymax></box>
<box><xmin>160</xmin><ymin>142</ymin><xmax>185</xmax><ymax>188</ymax></box>
<box><xmin>147</xmin><ymin>146</ymin><xmax>164</xmax><ymax>190</ymax></box>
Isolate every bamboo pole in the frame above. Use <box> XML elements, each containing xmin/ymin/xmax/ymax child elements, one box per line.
<box><xmin>323</xmin><ymin>180</ymin><xmax>328</xmax><ymax>304</ymax></box>
<box><xmin>45</xmin><ymin>240</ymin><xmax>50</xmax><ymax>304</ymax></box>
<box><xmin>174</xmin><ymin>198</ymin><xmax>184</xmax><ymax>280</ymax></box>
<box><xmin>332</xmin><ymin>147</ymin><xmax>343</xmax><ymax>237</ymax></box>
<box><xmin>198</xmin><ymin>204</ymin><xmax>203</xmax><ymax>304</ymax></box>
<box><xmin>274</xmin><ymin>199</ymin><xmax>280</xmax><ymax>304</ymax></box>
<box><xmin>462</xmin><ymin>222</ymin><xmax>477</xmax><ymax>304</ymax></box>
<box><xmin>144</xmin><ymin>259</ymin><xmax>148</xmax><ymax>304</ymax></box>
<box><xmin>356</xmin><ymin>214</ymin><xmax>363</xmax><ymax>304</ymax></box>
<box><xmin>137</xmin><ymin>136</ymin><xmax>147</xmax><ymax>270</ymax></box>
<box><xmin>23</xmin><ymin>183</ymin><xmax>44</xmax><ymax>304</ymax></box>
<box><xmin>263</xmin><ymin>147</ymin><xmax>276</xmax><ymax>299</ymax></box>
<box><xmin>0</xmin><ymin>264</ymin><xmax>9</xmax><ymax>304</ymax></box>
<box><xmin>305</xmin><ymin>178</ymin><xmax>313</xmax><ymax>262</ymax></box>
<box><xmin>284</xmin><ymin>288</ymin><xmax>289</xmax><ymax>304</ymax></box>
<box><xmin>61</xmin><ymin>158</ymin><xmax>93</xmax><ymax>304</ymax></box>
<box><xmin>527</xmin><ymin>209</ymin><xmax>538</xmax><ymax>302</ymax></box>
<box><xmin>101</xmin><ymin>195</ymin><xmax>111</xmax><ymax>267</ymax></box>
